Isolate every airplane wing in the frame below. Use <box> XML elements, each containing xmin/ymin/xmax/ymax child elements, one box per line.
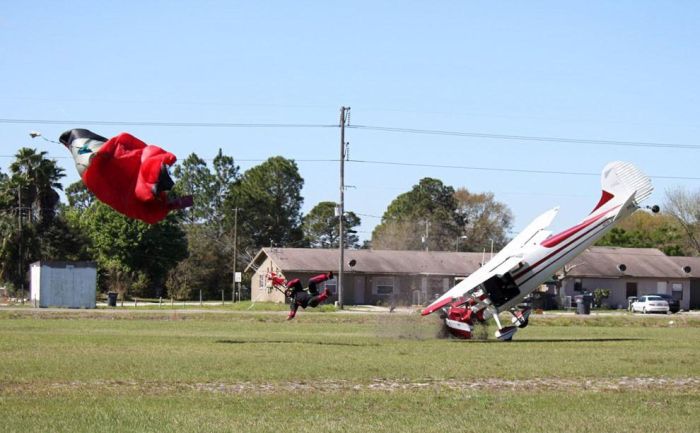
<box><xmin>421</xmin><ymin>207</ymin><xmax>558</xmax><ymax>316</ymax></box>
<box><xmin>421</xmin><ymin>255</ymin><xmax>524</xmax><ymax>316</ymax></box>
<box><xmin>489</xmin><ymin>207</ymin><xmax>559</xmax><ymax>263</ymax></box>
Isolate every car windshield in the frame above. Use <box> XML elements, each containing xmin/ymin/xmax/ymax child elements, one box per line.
<box><xmin>646</xmin><ymin>296</ymin><xmax>663</xmax><ymax>301</ymax></box>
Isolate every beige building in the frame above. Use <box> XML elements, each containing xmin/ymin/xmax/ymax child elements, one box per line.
<box><xmin>245</xmin><ymin>247</ymin><xmax>700</xmax><ymax>310</ymax></box>
<box><xmin>245</xmin><ymin>247</ymin><xmax>486</xmax><ymax>306</ymax></box>
<box><xmin>668</xmin><ymin>255</ymin><xmax>700</xmax><ymax>310</ymax></box>
<box><xmin>559</xmin><ymin>247</ymin><xmax>697</xmax><ymax>310</ymax></box>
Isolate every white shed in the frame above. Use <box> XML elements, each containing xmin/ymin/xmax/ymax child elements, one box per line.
<box><xmin>30</xmin><ymin>261</ymin><xmax>97</xmax><ymax>308</ymax></box>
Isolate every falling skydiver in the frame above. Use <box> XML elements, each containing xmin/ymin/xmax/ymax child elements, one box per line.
<box><xmin>269</xmin><ymin>272</ymin><xmax>334</xmax><ymax>320</ymax></box>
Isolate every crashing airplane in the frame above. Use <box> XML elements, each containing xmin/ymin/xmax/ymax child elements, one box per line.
<box><xmin>422</xmin><ymin>161</ymin><xmax>654</xmax><ymax>341</ymax></box>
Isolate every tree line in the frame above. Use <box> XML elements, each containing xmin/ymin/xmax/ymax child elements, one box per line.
<box><xmin>1</xmin><ymin>147</ymin><xmax>698</xmax><ymax>300</ymax></box>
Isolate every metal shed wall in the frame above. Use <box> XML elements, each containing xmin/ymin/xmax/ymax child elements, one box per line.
<box><xmin>30</xmin><ymin>262</ymin><xmax>97</xmax><ymax>308</ymax></box>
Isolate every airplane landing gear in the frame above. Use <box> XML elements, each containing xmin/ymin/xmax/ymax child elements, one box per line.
<box><xmin>490</xmin><ymin>306</ymin><xmax>518</xmax><ymax>341</ymax></box>
<box><xmin>441</xmin><ymin>294</ymin><xmax>530</xmax><ymax>341</ymax></box>
<box><xmin>510</xmin><ymin>306</ymin><xmax>532</xmax><ymax>329</ymax></box>
<box><xmin>495</xmin><ymin>326</ymin><xmax>518</xmax><ymax>341</ymax></box>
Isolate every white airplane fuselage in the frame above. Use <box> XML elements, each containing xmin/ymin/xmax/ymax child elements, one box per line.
<box><xmin>494</xmin><ymin>206</ymin><xmax>622</xmax><ymax>314</ymax></box>
<box><xmin>422</xmin><ymin>161</ymin><xmax>653</xmax><ymax>340</ymax></box>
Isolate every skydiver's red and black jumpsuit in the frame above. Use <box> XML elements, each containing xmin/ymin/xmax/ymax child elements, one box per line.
<box><xmin>285</xmin><ymin>272</ymin><xmax>333</xmax><ymax>320</ymax></box>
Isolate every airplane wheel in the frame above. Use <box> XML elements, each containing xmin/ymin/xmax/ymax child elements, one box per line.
<box><xmin>518</xmin><ymin>318</ymin><xmax>529</xmax><ymax>329</ymax></box>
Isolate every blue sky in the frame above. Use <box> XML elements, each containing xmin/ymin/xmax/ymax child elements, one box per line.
<box><xmin>2</xmin><ymin>1</ymin><xmax>699</xmax><ymax>244</ymax></box>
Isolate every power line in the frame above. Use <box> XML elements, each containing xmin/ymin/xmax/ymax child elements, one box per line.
<box><xmin>354</xmin><ymin>212</ymin><xmax>382</xmax><ymax>219</ymax></box>
<box><xmin>349</xmin><ymin>124</ymin><xmax>700</xmax><ymax>150</ymax></box>
<box><xmin>0</xmin><ymin>155</ymin><xmax>336</xmax><ymax>164</ymax></box>
<box><xmin>2</xmin><ymin>153</ymin><xmax>698</xmax><ymax>181</ymax></box>
<box><xmin>0</xmin><ymin>118</ymin><xmax>337</xmax><ymax>128</ymax></box>
<box><xmin>346</xmin><ymin>159</ymin><xmax>700</xmax><ymax>181</ymax></box>
<box><xmin>2</xmin><ymin>117</ymin><xmax>698</xmax><ymax>150</ymax></box>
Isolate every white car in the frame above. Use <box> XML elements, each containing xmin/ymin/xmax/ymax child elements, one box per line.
<box><xmin>631</xmin><ymin>295</ymin><xmax>670</xmax><ymax>314</ymax></box>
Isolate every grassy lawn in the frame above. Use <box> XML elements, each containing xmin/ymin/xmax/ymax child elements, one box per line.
<box><xmin>0</xmin><ymin>309</ymin><xmax>698</xmax><ymax>433</ymax></box>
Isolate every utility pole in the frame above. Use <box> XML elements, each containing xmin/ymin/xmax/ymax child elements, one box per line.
<box><xmin>232</xmin><ymin>208</ymin><xmax>240</xmax><ymax>302</ymax></box>
<box><xmin>338</xmin><ymin>106</ymin><xmax>350</xmax><ymax>309</ymax></box>
<box><xmin>18</xmin><ymin>187</ymin><xmax>23</xmax><ymax>303</ymax></box>
<box><xmin>422</xmin><ymin>220</ymin><xmax>431</xmax><ymax>252</ymax></box>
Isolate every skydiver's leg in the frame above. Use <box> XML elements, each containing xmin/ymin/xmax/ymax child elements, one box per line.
<box><xmin>287</xmin><ymin>303</ymin><xmax>300</xmax><ymax>320</ymax></box>
<box><xmin>307</xmin><ymin>272</ymin><xmax>333</xmax><ymax>295</ymax></box>
<box><xmin>308</xmin><ymin>281</ymin><xmax>318</xmax><ymax>295</ymax></box>
<box><xmin>308</xmin><ymin>289</ymin><xmax>330</xmax><ymax>308</ymax></box>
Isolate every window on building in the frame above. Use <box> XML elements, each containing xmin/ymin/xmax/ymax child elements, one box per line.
<box><xmin>259</xmin><ymin>274</ymin><xmax>265</xmax><ymax>291</ymax></box>
<box><xmin>574</xmin><ymin>279</ymin><xmax>582</xmax><ymax>292</ymax></box>
<box><xmin>376</xmin><ymin>285</ymin><xmax>394</xmax><ymax>295</ymax></box>
<box><xmin>672</xmin><ymin>283</ymin><xmax>683</xmax><ymax>300</ymax></box>
<box><xmin>372</xmin><ymin>277</ymin><xmax>394</xmax><ymax>296</ymax></box>
<box><xmin>657</xmin><ymin>281</ymin><xmax>668</xmax><ymax>294</ymax></box>
<box><xmin>626</xmin><ymin>282</ymin><xmax>637</xmax><ymax>298</ymax></box>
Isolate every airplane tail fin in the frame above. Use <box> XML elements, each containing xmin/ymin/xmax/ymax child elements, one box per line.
<box><xmin>591</xmin><ymin>161</ymin><xmax>653</xmax><ymax>215</ymax></box>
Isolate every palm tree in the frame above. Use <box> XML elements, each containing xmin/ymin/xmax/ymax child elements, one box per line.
<box><xmin>10</xmin><ymin>148</ymin><xmax>65</xmax><ymax>225</ymax></box>
<box><xmin>0</xmin><ymin>150</ymin><xmax>67</xmax><ymax>292</ymax></box>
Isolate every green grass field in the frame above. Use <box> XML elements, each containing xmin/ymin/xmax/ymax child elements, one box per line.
<box><xmin>1</xmin><ymin>309</ymin><xmax>698</xmax><ymax>433</ymax></box>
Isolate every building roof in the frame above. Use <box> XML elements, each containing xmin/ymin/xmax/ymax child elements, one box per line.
<box><xmin>563</xmin><ymin>247</ymin><xmax>686</xmax><ymax>279</ymax></box>
<box><xmin>246</xmin><ymin>246</ymin><xmax>698</xmax><ymax>280</ymax></box>
<box><xmin>246</xmin><ymin>248</ymin><xmax>485</xmax><ymax>276</ymax></box>
<box><xmin>667</xmin><ymin>256</ymin><xmax>700</xmax><ymax>278</ymax></box>
<box><xmin>30</xmin><ymin>261</ymin><xmax>97</xmax><ymax>268</ymax></box>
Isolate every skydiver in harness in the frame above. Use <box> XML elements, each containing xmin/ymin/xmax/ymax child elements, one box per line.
<box><xmin>269</xmin><ymin>272</ymin><xmax>334</xmax><ymax>320</ymax></box>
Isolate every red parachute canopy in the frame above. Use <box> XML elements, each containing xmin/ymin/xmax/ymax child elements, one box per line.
<box><xmin>59</xmin><ymin>129</ymin><xmax>193</xmax><ymax>224</ymax></box>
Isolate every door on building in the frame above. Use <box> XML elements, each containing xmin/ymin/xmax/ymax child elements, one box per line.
<box><xmin>626</xmin><ymin>282</ymin><xmax>638</xmax><ymax>298</ymax></box>
<box><xmin>690</xmin><ymin>279</ymin><xmax>700</xmax><ymax>310</ymax></box>
<box><xmin>354</xmin><ymin>277</ymin><xmax>365</xmax><ymax>305</ymax></box>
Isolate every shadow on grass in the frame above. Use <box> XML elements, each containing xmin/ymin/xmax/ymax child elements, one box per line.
<box><xmin>454</xmin><ymin>338</ymin><xmax>646</xmax><ymax>344</ymax></box>
<box><xmin>216</xmin><ymin>339</ymin><xmax>380</xmax><ymax>347</ymax></box>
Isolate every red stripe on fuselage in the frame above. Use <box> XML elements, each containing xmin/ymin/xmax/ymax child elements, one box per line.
<box><xmin>512</xmin><ymin>216</ymin><xmax>613</xmax><ymax>285</ymax></box>
<box><xmin>540</xmin><ymin>205</ymin><xmax>620</xmax><ymax>248</ymax></box>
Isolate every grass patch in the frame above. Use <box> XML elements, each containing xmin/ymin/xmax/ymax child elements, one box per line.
<box><xmin>0</xmin><ymin>310</ymin><xmax>698</xmax><ymax>432</ymax></box>
<box><xmin>530</xmin><ymin>312</ymin><xmax>700</xmax><ymax>328</ymax></box>
<box><xmin>1</xmin><ymin>389</ymin><xmax>698</xmax><ymax>433</ymax></box>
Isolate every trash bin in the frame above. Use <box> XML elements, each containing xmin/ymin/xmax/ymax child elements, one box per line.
<box><xmin>576</xmin><ymin>292</ymin><xmax>593</xmax><ymax>315</ymax></box>
<box><xmin>107</xmin><ymin>292</ymin><xmax>118</xmax><ymax>307</ymax></box>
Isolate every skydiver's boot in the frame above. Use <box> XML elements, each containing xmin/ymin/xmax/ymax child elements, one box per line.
<box><xmin>167</xmin><ymin>195</ymin><xmax>194</xmax><ymax>210</ymax></box>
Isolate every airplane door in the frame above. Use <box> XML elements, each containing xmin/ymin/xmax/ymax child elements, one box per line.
<box><xmin>482</xmin><ymin>273</ymin><xmax>521</xmax><ymax>308</ymax></box>
<box><xmin>354</xmin><ymin>277</ymin><xmax>365</xmax><ymax>305</ymax></box>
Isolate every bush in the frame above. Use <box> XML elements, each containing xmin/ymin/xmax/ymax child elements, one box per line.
<box><xmin>593</xmin><ymin>288</ymin><xmax>610</xmax><ymax>308</ymax></box>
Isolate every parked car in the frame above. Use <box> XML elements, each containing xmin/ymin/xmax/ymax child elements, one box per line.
<box><xmin>631</xmin><ymin>295</ymin><xmax>670</xmax><ymax>314</ymax></box>
<box><xmin>654</xmin><ymin>293</ymin><xmax>680</xmax><ymax>313</ymax></box>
